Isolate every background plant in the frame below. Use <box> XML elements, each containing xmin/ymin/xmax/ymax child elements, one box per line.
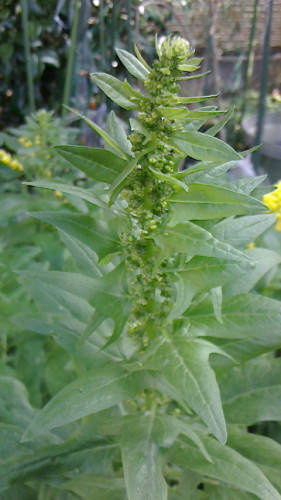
<box><xmin>1</xmin><ymin>36</ymin><xmax>281</xmax><ymax>500</ymax></box>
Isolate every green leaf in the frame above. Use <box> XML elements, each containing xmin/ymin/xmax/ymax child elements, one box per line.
<box><xmin>144</xmin><ymin>336</ymin><xmax>227</xmax><ymax>443</ymax></box>
<box><xmin>91</xmin><ymin>73</ymin><xmax>137</xmax><ymax>109</ymax></box>
<box><xmin>59</xmin><ymin>230</ymin><xmax>103</xmax><ymax>278</ymax></box>
<box><xmin>23</xmin><ymin>181</ymin><xmax>106</xmax><ymax>209</ymax></box>
<box><xmin>116</xmin><ymin>48</ymin><xmax>150</xmax><ymax>80</ymax></box>
<box><xmin>220</xmin><ymin>357</ymin><xmax>281</xmax><ymax>425</ymax></box>
<box><xmin>158</xmin><ymin>107</ymin><xmax>190</xmax><ymax>120</ymax></box>
<box><xmin>212</xmin><ymin>214</ymin><xmax>275</xmax><ymax>248</ymax></box>
<box><xmin>153</xmin><ymin>415</ymin><xmax>212</xmax><ymax>462</ymax></box>
<box><xmin>185</xmin><ymin>294</ymin><xmax>281</xmax><ymax>340</ymax></box>
<box><xmin>149</xmin><ymin>167</ymin><xmax>189</xmax><ymax>192</ymax></box>
<box><xmin>159</xmin><ymin>108</ymin><xmax>225</xmax><ymax>121</ymax></box>
<box><xmin>0</xmin><ymin>438</ymin><xmax>117</xmax><ymax>492</ymax></box>
<box><xmin>177</xmin><ymin>70</ymin><xmax>211</xmax><ymax>81</ymax></box>
<box><xmin>168</xmin><ymin>273</ymin><xmax>195</xmax><ymax>321</ymax></box>
<box><xmin>63</xmin><ymin>106</ymin><xmax>127</xmax><ymax>158</ymax></box>
<box><xmin>0</xmin><ymin>377</ymin><xmax>34</xmax><ymax>427</ymax></box>
<box><xmin>210</xmin><ymin>286</ymin><xmax>223</xmax><ymax>323</ymax></box>
<box><xmin>184</xmin><ymin>109</ymin><xmax>226</xmax><ymax>120</ymax></box>
<box><xmin>22</xmin><ymin>365</ymin><xmax>145</xmax><ymax>441</ymax></box>
<box><xmin>13</xmin><ymin>314</ymin><xmax>122</xmax><ymax>365</ymax></box>
<box><xmin>109</xmin><ymin>156</ymin><xmax>139</xmax><ymax>204</ymax></box>
<box><xmin>134</xmin><ymin>44</ymin><xmax>151</xmax><ymax>71</ymax></box>
<box><xmin>168</xmin><ymin>183</ymin><xmax>265</xmax><ymax>222</ymax></box>
<box><xmin>18</xmin><ymin>270</ymin><xmax>95</xmax><ymax>323</ymax></box>
<box><xmin>121</xmin><ymin>414</ymin><xmax>168</xmax><ymax>500</ymax></box>
<box><xmin>204</xmin><ymin>484</ymin><xmax>258</xmax><ymax>500</ymax></box>
<box><xmin>174</xmin><ymin>160</ymin><xmax>225</xmax><ymax>178</ymax></box>
<box><xmin>166</xmin><ymin>255</ymin><xmax>250</xmax><ymax>321</ymax></box>
<box><xmin>105</xmin><ymin>110</ymin><xmax>132</xmax><ymax>156</ymax></box>
<box><xmin>54</xmin><ymin>146</ymin><xmax>128</xmax><ymax>184</ymax></box>
<box><xmin>152</xmin><ymin>222</ymin><xmax>255</xmax><ymax>264</ymax></box>
<box><xmin>227</xmin><ymin>426</ymin><xmax>281</xmax><ymax>492</ymax></box>
<box><xmin>206</xmin><ymin>107</ymin><xmax>234</xmax><ymax>136</ymax></box>
<box><xmin>129</xmin><ymin>117</ymin><xmax>151</xmax><ymax>138</ymax></box>
<box><xmin>84</xmin><ymin>263</ymin><xmax>132</xmax><ymax>346</ymax></box>
<box><xmin>28</xmin><ymin>211</ymin><xmax>121</xmax><ymax>262</ymax></box>
<box><xmin>171</xmin><ymin>132</ymin><xmax>242</xmax><ymax>162</ymax></box>
<box><xmin>176</xmin><ymin>94</ymin><xmax>218</xmax><ymax>104</ymax></box>
<box><xmin>178</xmin><ymin>63</ymin><xmax>201</xmax><ymax>72</ymax></box>
<box><xmin>170</xmin><ymin>434</ymin><xmax>281</xmax><ymax>500</ymax></box>
<box><xmin>215</xmin><ymin>327</ymin><xmax>281</xmax><ymax>366</ymax></box>
<box><xmin>228</xmin><ymin>175</ymin><xmax>267</xmax><ymax>195</ymax></box>
<box><xmin>62</xmin><ymin>476</ymin><xmax>126</xmax><ymax>500</ymax></box>
<box><xmin>224</xmin><ymin>248</ymin><xmax>281</xmax><ymax>297</ymax></box>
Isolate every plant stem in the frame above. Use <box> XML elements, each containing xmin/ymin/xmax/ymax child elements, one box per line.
<box><xmin>125</xmin><ymin>0</ymin><xmax>133</xmax><ymax>54</ymax></box>
<box><xmin>99</xmin><ymin>0</ymin><xmax>106</xmax><ymax>72</ymax></box>
<box><xmin>240</xmin><ymin>0</ymin><xmax>260</xmax><ymax>121</ymax></box>
<box><xmin>253</xmin><ymin>0</ymin><xmax>274</xmax><ymax>170</ymax></box>
<box><xmin>110</xmin><ymin>0</ymin><xmax>118</xmax><ymax>71</ymax></box>
<box><xmin>20</xmin><ymin>0</ymin><xmax>35</xmax><ymax>112</ymax></box>
<box><xmin>62</xmin><ymin>0</ymin><xmax>81</xmax><ymax>120</ymax></box>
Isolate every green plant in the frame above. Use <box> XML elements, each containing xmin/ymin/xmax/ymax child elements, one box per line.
<box><xmin>2</xmin><ymin>36</ymin><xmax>281</xmax><ymax>499</ymax></box>
<box><xmin>0</xmin><ymin>109</ymin><xmax>78</xmax><ymax>181</ymax></box>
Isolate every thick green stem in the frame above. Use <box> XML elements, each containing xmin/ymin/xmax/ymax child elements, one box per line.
<box><xmin>20</xmin><ymin>0</ymin><xmax>35</xmax><ymax>112</ymax></box>
<box><xmin>62</xmin><ymin>0</ymin><xmax>81</xmax><ymax>120</ymax></box>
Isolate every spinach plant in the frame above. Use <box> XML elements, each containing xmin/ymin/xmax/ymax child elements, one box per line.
<box><xmin>6</xmin><ymin>36</ymin><xmax>281</xmax><ymax>499</ymax></box>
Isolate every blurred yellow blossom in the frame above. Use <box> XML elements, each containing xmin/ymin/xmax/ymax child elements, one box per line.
<box><xmin>263</xmin><ymin>181</ymin><xmax>281</xmax><ymax>231</ymax></box>
<box><xmin>0</xmin><ymin>148</ymin><xmax>24</xmax><ymax>172</ymax></box>
<box><xmin>18</xmin><ymin>137</ymin><xmax>32</xmax><ymax>148</ymax></box>
<box><xmin>247</xmin><ymin>242</ymin><xmax>255</xmax><ymax>249</ymax></box>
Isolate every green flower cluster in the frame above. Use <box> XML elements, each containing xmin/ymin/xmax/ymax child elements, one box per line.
<box><xmin>123</xmin><ymin>37</ymin><xmax>195</xmax><ymax>347</ymax></box>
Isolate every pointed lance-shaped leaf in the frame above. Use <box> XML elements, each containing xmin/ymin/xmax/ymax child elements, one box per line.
<box><xmin>22</xmin><ymin>365</ymin><xmax>145</xmax><ymax>441</ymax></box>
<box><xmin>63</xmin><ymin>106</ymin><xmax>127</xmax><ymax>158</ymax></box>
<box><xmin>171</xmin><ymin>131</ymin><xmax>242</xmax><ymax>162</ymax></box>
<box><xmin>28</xmin><ymin>211</ymin><xmax>122</xmax><ymax>262</ymax></box>
<box><xmin>54</xmin><ymin>146</ymin><xmax>128</xmax><ymax>185</ymax></box>
<box><xmin>143</xmin><ymin>336</ymin><xmax>228</xmax><ymax>444</ymax></box>
<box><xmin>24</xmin><ymin>180</ymin><xmax>106</xmax><ymax>209</ymax></box>
<box><xmin>116</xmin><ymin>48</ymin><xmax>150</xmax><ymax>81</ymax></box>
<box><xmin>169</xmin><ymin>434</ymin><xmax>281</xmax><ymax>500</ymax></box>
<box><xmin>167</xmin><ymin>183</ymin><xmax>266</xmax><ymax>222</ymax></box>
<box><xmin>121</xmin><ymin>414</ymin><xmax>168</xmax><ymax>500</ymax></box>
<box><xmin>91</xmin><ymin>73</ymin><xmax>138</xmax><ymax>110</ymax></box>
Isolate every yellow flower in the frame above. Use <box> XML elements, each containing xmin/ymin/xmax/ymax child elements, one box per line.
<box><xmin>18</xmin><ymin>137</ymin><xmax>32</xmax><ymax>148</ymax></box>
<box><xmin>275</xmin><ymin>221</ymin><xmax>281</xmax><ymax>231</ymax></box>
<box><xmin>10</xmin><ymin>159</ymin><xmax>24</xmax><ymax>171</ymax></box>
<box><xmin>0</xmin><ymin>149</ymin><xmax>12</xmax><ymax>165</ymax></box>
<box><xmin>263</xmin><ymin>181</ymin><xmax>281</xmax><ymax>231</ymax></box>
<box><xmin>0</xmin><ymin>148</ymin><xmax>24</xmax><ymax>172</ymax></box>
<box><xmin>247</xmin><ymin>242</ymin><xmax>255</xmax><ymax>249</ymax></box>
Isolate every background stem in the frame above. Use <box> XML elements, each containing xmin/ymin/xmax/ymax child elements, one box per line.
<box><xmin>62</xmin><ymin>0</ymin><xmax>81</xmax><ymax>119</ymax></box>
<box><xmin>240</xmin><ymin>0</ymin><xmax>260</xmax><ymax>121</ymax></box>
<box><xmin>20</xmin><ymin>0</ymin><xmax>35</xmax><ymax>113</ymax></box>
<box><xmin>253</xmin><ymin>0</ymin><xmax>274</xmax><ymax>170</ymax></box>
